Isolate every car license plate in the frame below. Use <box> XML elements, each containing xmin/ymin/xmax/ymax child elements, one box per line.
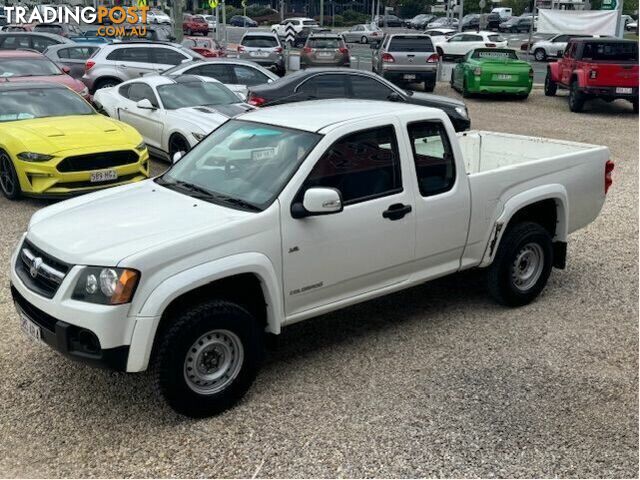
<box><xmin>317</xmin><ymin>51</ymin><xmax>333</xmax><ymax>58</ymax></box>
<box><xmin>403</xmin><ymin>74</ymin><xmax>416</xmax><ymax>80</ymax></box>
<box><xmin>19</xmin><ymin>310</ymin><xmax>42</xmax><ymax>343</ymax></box>
<box><xmin>494</xmin><ymin>74</ymin><xmax>513</xmax><ymax>80</ymax></box>
<box><xmin>90</xmin><ymin>169</ymin><xmax>117</xmax><ymax>183</ymax></box>
<box><xmin>250</xmin><ymin>51</ymin><xmax>269</xmax><ymax>57</ymax></box>
<box><xmin>616</xmin><ymin>87</ymin><xmax>633</xmax><ymax>94</ymax></box>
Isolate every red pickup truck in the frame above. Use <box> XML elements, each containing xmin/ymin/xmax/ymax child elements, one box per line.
<box><xmin>183</xmin><ymin>14</ymin><xmax>210</xmax><ymax>36</ymax></box>
<box><xmin>545</xmin><ymin>38</ymin><xmax>638</xmax><ymax>113</ymax></box>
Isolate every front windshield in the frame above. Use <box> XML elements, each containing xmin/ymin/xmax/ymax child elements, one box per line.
<box><xmin>158</xmin><ymin>81</ymin><xmax>240</xmax><ymax>109</ymax></box>
<box><xmin>159</xmin><ymin>120</ymin><xmax>321</xmax><ymax>210</ymax></box>
<box><xmin>0</xmin><ymin>88</ymin><xmax>94</xmax><ymax>122</ymax></box>
<box><xmin>0</xmin><ymin>58</ymin><xmax>60</xmax><ymax>76</ymax></box>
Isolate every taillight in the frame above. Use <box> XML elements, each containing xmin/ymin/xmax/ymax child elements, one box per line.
<box><xmin>275</xmin><ymin>47</ymin><xmax>283</xmax><ymax>53</ymax></box>
<box><xmin>372</xmin><ymin>31</ymin><xmax>379</xmax><ymax>36</ymax></box>
<box><xmin>237</xmin><ymin>45</ymin><xmax>245</xmax><ymax>53</ymax></box>
<box><xmin>473</xmin><ymin>66</ymin><xmax>482</xmax><ymax>76</ymax></box>
<box><xmin>382</xmin><ymin>53</ymin><xmax>395</xmax><ymax>63</ymax></box>
<box><xmin>85</xmin><ymin>60</ymin><xmax>95</xmax><ymax>71</ymax></box>
<box><xmin>589</xmin><ymin>69</ymin><xmax>597</xmax><ymax>79</ymax></box>
<box><xmin>303</xmin><ymin>46</ymin><xmax>312</xmax><ymax>54</ymax></box>
<box><xmin>485</xmin><ymin>43</ymin><xmax>496</xmax><ymax>47</ymax></box>
<box><xmin>339</xmin><ymin>47</ymin><xmax>349</xmax><ymax>54</ymax></box>
<box><xmin>426</xmin><ymin>53</ymin><xmax>439</xmax><ymax>63</ymax></box>
<box><xmin>248</xmin><ymin>93</ymin><xmax>266</xmax><ymax>107</ymax></box>
<box><xmin>605</xmin><ymin>160</ymin><xmax>614</xmax><ymax>194</ymax></box>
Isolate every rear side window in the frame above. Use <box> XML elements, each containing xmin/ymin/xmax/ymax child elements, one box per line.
<box><xmin>153</xmin><ymin>48</ymin><xmax>188</xmax><ymax>65</ymax></box>
<box><xmin>487</xmin><ymin>35</ymin><xmax>504</xmax><ymax>42</ymax></box>
<box><xmin>188</xmin><ymin>63</ymin><xmax>234</xmax><ymax>83</ymax></box>
<box><xmin>303</xmin><ymin>126</ymin><xmax>402</xmax><ymax>205</ymax></box>
<box><xmin>388</xmin><ymin>36</ymin><xmax>434</xmax><ymax>52</ymax></box>
<box><xmin>233</xmin><ymin>65</ymin><xmax>269</xmax><ymax>86</ymax></box>
<box><xmin>31</xmin><ymin>36</ymin><xmax>58</xmax><ymax>52</ymax></box>
<box><xmin>297</xmin><ymin>74</ymin><xmax>348</xmax><ymax>98</ymax></box>
<box><xmin>57</xmin><ymin>46</ymin><xmax>97</xmax><ymax>60</ymax></box>
<box><xmin>107</xmin><ymin>47</ymin><xmax>151</xmax><ymax>63</ymax></box>
<box><xmin>242</xmin><ymin>36</ymin><xmax>279</xmax><ymax>48</ymax></box>
<box><xmin>308</xmin><ymin>37</ymin><xmax>343</xmax><ymax>49</ymax></box>
<box><xmin>408</xmin><ymin>121</ymin><xmax>455</xmax><ymax>197</ymax></box>
<box><xmin>0</xmin><ymin>35</ymin><xmax>30</xmax><ymax>49</ymax></box>
<box><xmin>582</xmin><ymin>42</ymin><xmax>638</xmax><ymax>61</ymax></box>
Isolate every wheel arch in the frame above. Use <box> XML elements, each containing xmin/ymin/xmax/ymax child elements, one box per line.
<box><xmin>547</xmin><ymin>62</ymin><xmax>561</xmax><ymax>81</ymax></box>
<box><xmin>91</xmin><ymin>76</ymin><xmax>122</xmax><ymax>93</ymax></box>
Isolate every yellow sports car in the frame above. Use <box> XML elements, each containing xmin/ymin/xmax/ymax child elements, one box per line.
<box><xmin>0</xmin><ymin>82</ymin><xmax>149</xmax><ymax>200</ymax></box>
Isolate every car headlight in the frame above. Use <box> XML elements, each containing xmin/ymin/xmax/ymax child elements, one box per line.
<box><xmin>454</xmin><ymin>106</ymin><xmax>468</xmax><ymax>119</ymax></box>
<box><xmin>72</xmin><ymin>267</ymin><xmax>140</xmax><ymax>305</ymax></box>
<box><xmin>135</xmin><ymin>141</ymin><xmax>147</xmax><ymax>152</ymax></box>
<box><xmin>192</xmin><ymin>132</ymin><xmax>206</xmax><ymax>141</ymax></box>
<box><xmin>17</xmin><ymin>152</ymin><xmax>54</xmax><ymax>162</ymax></box>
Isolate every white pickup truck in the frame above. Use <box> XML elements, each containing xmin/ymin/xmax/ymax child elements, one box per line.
<box><xmin>10</xmin><ymin>100</ymin><xmax>613</xmax><ymax>417</ymax></box>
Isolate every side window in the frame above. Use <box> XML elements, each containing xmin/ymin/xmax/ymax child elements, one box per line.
<box><xmin>108</xmin><ymin>47</ymin><xmax>150</xmax><ymax>63</ymax></box>
<box><xmin>31</xmin><ymin>36</ymin><xmax>57</xmax><ymax>52</ymax></box>
<box><xmin>464</xmin><ymin>35</ymin><xmax>482</xmax><ymax>42</ymax></box>
<box><xmin>407</xmin><ymin>121</ymin><xmax>455</xmax><ymax>197</ymax></box>
<box><xmin>189</xmin><ymin>64</ymin><xmax>234</xmax><ymax>83</ymax></box>
<box><xmin>233</xmin><ymin>65</ymin><xmax>269</xmax><ymax>86</ymax></box>
<box><xmin>128</xmin><ymin>82</ymin><xmax>159</xmax><ymax>107</ymax></box>
<box><xmin>153</xmin><ymin>47</ymin><xmax>188</xmax><ymax>65</ymax></box>
<box><xmin>349</xmin><ymin>75</ymin><xmax>393</xmax><ymax>100</ymax></box>
<box><xmin>59</xmin><ymin>46</ymin><xmax>96</xmax><ymax>60</ymax></box>
<box><xmin>448</xmin><ymin>34</ymin><xmax>464</xmax><ymax>42</ymax></box>
<box><xmin>303</xmin><ymin>126</ymin><xmax>402</xmax><ymax>205</ymax></box>
<box><xmin>118</xmin><ymin>83</ymin><xmax>131</xmax><ymax>98</ymax></box>
<box><xmin>297</xmin><ymin>74</ymin><xmax>349</xmax><ymax>98</ymax></box>
<box><xmin>554</xmin><ymin>35</ymin><xmax>567</xmax><ymax>43</ymax></box>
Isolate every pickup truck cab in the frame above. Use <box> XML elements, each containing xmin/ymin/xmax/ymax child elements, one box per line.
<box><xmin>10</xmin><ymin>100</ymin><xmax>612</xmax><ymax>417</ymax></box>
<box><xmin>545</xmin><ymin>38</ymin><xmax>638</xmax><ymax>113</ymax></box>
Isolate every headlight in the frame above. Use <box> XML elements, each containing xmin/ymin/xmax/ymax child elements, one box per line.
<box><xmin>192</xmin><ymin>132</ymin><xmax>206</xmax><ymax>141</ymax></box>
<box><xmin>454</xmin><ymin>106</ymin><xmax>468</xmax><ymax>119</ymax></box>
<box><xmin>135</xmin><ymin>141</ymin><xmax>147</xmax><ymax>152</ymax></box>
<box><xmin>17</xmin><ymin>152</ymin><xmax>54</xmax><ymax>162</ymax></box>
<box><xmin>72</xmin><ymin>267</ymin><xmax>140</xmax><ymax>305</ymax></box>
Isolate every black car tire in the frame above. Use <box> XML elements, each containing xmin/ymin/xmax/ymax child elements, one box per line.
<box><xmin>94</xmin><ymin>77</ymin><xmax>121</xmax><ymax>92</ymax></box>
<box><xmin>0</xmin><ymin>149</ymin><xmax>21</xmax><ymax>200</ymax></box>
<box><xmin>544</xmin><ymin>71</ymin><xmax>557</xmax><ymax>96</ymax></box>
<box><xmin>568</xmin><ymin>80</ymin><xmax>585</xmax><ymax>112</ymax></box>
<box><xmin>534</xmin><ymin>48</ymin><xmax>546</xmax><ymax>62</ymax></box>
<box><xmin>424</xmin><ymin>82</ymin><xmax>435</xmax><ymax>93</ymax></box>
<box><xmin>632</xmin><ymin>98</ymin><xmax>639</xmax><ymax>113</ymax></box>
<box><xmin>169</xmin><ymin>134</ymin><xmax>190</xmax><ymax>159</ymax></box>
<box><xmin>361</xmin><ymin>36</ymin><xmax>368</xmax><ymax>44</ymax></box>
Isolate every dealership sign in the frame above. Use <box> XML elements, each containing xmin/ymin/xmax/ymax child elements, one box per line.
<box><xmin>3</xmin><ymin>5</ymin><xmax>149</xmax><ymax>26</ymax></box>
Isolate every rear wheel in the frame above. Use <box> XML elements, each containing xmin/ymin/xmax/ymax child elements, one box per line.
<box><xmin>94</xmin><ymin>77</ymin><xmax>121</xmax><ymax>92</ymax></box>
<box><xmin>632</xmin><ymin>98</ymin><xmax>639</xmax><ymax>113</ymax></box>
<box><xmin>534</xmin><ymin>48</ymin><xmax>546</xmax><ymax>61</ymax></box>
<box><xmin>424</xmin><ymin>81</ymin><xmax>435</xmax><ymax>92</ymax></box>
<box><xmin>568</xmin><ymin>80</ymin><xmax>585</xmax><ymax>112</ymax></box>
<box><xmin>0</xmin><ymin>150</ymin><xmax>21</xmax><ymax>200</ymax></box>
<box><xmin>544</xmin><ymin>71</ymin><xmax>557</xmax><ymax>96</ymax></box>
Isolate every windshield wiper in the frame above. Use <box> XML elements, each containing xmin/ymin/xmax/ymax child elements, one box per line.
<box><xmin>158</xmin><ymin>178</ymin><xmax>261</xmax><ymax>211</ymax></box>
<box><xmin>213</xmin><ymin>195</ymin><xmax>261</xmax><ymax>211</ymax></box>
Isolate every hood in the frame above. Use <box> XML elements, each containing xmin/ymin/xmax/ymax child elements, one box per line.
<box><xmin>27</xmin><ymin>180</ymin><xmax>253</xmax><ymax>266</ymax></box>
<box><xmin>3</xmin><ymin>115</ymin><xmax>138</xmax><ymax>154</ymax></box>
<box><xmin>408</xmin><ymin>91</ymin><xmax>465</xmax><ymax>108</ymax></box>
<box><xmin>8</xmin><ymin>74</ymin><xmax>85</xmax><ymax>92</ymax></box>
<box><xmin>170</xmin><ymin>104</ymin><xmax>254</xmax><ymax>131</ymax></box>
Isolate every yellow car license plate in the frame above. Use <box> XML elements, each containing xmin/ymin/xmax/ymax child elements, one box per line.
<box><xmin>90</xmin><ymin>169</ymin><xmax>117</xmax><ymax>183</ymax></box>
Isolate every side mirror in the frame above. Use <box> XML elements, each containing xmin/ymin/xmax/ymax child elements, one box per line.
<box><xmin>61</xmin><ymin>66</ymin><xmax>71</xmax><ymax>74</ymax></box>
<box><xmin>291</xmin><ymin>187</ymin><xmax>343</xmax><ymax>218</ymax></box>
<box><xmin>172</xmin><ymin>151</ymin><xmax>184</xmax><ymax>163</ymax></box>
<box><xmin>136</xmin><ymin>98</ymin><xmax>155</xmax><ymax>109</ymax></box>
<box><xmin>388</xmin><ymin>91</ymin><xmax>403</xmax><ymax>102</ymax></box>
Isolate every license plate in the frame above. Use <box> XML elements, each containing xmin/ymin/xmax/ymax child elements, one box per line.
<box><xmin>251</xmin><ymin>148</ymin><xmax>276</xmax><ymax>161</ymax></box>
<box><xmin>403</xmin><ymin>74</ymin><xmax>416</xmax><ymax>80</ymax></box>
<box><xmin>317</xmin><ymin>51</ymin><xmax>333</xmax><ymax>58</ymax></box>
<box><xmin>250</xmin><ymin>51</ymin><xmax>269</xmax><ymax>57</ymax></box>
<box><xmin>90</xmin><ymin>169</ymin><xmax>117</xmax><ymax>183</ymax></box>
<box><xmin>494</xmin><ymin>74</ymin><xmax>513</xmax><ymax>80</ymax></box>
<box><xmin>616</xmin><ymin>87</ymin><xmax>633</xmax><ymax>94</ymax></box>
<box><xmin>19</xmin><ymin>310</ymin><xmax>42</xmax><ymax>343</ymax></box>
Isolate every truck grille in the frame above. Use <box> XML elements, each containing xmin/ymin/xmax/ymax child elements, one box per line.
<box><xmin>57</xmin><ymin>150</ymin><xmax>139</xmax><ymax>173</ymax></box>
<box><xmin>15</xmin><ymin>239</ymin><xmax>71</xmax><ymax>299</ymax></box>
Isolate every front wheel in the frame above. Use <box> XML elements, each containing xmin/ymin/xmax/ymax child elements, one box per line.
<box><xmin>361</xmin><ymin>35</ymin><xmax>368</xmax><ymax>44</ymax></box>
<box><xmin>534</xmin><ymin>48</ymin><xmax>546</xmax><ymax>62</ymax></box>
<box><xmin>487</xmin><ymin>222</ymin><xmax>553</xmax><ymax>307</ymax></box>
<box><xmin>0</xmin><ymin>149</ymin><xmax>21</xmax><ymax>200</ymax></box>
<box><xmin>168</xmin><ymin>134</ymin><xmax>190</xmax><ymax>160</ymax></box>
<box><xmin>153</xmin><ymin>300</ymin><xmax>264</xmax><ymax>417</ymax></box>
<box><xmin>544</xmin><ymin>72</ymin><xmax>557</xmax><ymax>96</ymax></box>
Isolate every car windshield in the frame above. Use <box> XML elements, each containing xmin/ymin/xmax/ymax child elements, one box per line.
<box><xmin>582</xmin><ymin>42</ymin><xmax>638</xmax><ymax>61</ymax></box>
<box><xmin>158</xmin><ymin>120</ymin><xmax>321</xmax><ymax>210</ymax></box>
<box><xmin>472</xmin><ymin>49</ymin><xmax>518</xmax><ymax>60</ymax></box>
<box><xmin>157</xmin><ymin>81</ymin><xmax>241</xmax><ymax>109</ymax></box>
<box><xmin>242</xmin><ymin>36</ymin><xmax>278</xmax><ymax>47</ymax></box>
<box><xmin>303</xmin><ymin>20</ymin><xmax>318</xmax><ymax>25</ymax></box>
<box><xmin>0</xmin><ymin>58</ymin><xmax>60</xmax><ymax>76</ymax></box>
<box><xmin>388</xmin><ymin>36</ymin><xmax>434</xmax><ymax>52</ymax></box>
<box><xmin>308</xmin><ymin>37</ymin><xmax>341</xmax><ymax>48</ymax></box>
<box><xmin>488</xmin><ymin>34</ymin><xmax>504</xmax><ymax>42</ymax></box>
<box><xmin>0</xmin><ymin>88</ymin><xmax>93</xmax><ymax>122</ymax></box>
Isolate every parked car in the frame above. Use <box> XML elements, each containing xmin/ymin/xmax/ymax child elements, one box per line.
<box><xmin>94</xmin><ymin>75</ymin><xmax>254</xmax><ymax>160</ymax></box>
<box><xmin>423</xmin><ymin>28</ymin><xmax>457</xmax><ymax>45</ymax></box>
<box><xmin>0</xmin><ymin>50</ymin><xmax>89</xmax><ymax>98</ymax></box>
<box><xmin>372</xmin><ymin>34</ymin><xmax>439</xmax><ymax>91</ymax></box>
<box><xmin>529</xmin><ymin>33</ymin><xmax>593</xmax><ymax>61</ymax></box>
<box><xmin>625</xmin><ymin>19</ymin><xmax>637</xmax><ymax>31</ymax></box>
<box><xmin>69</xmin><ymin>28</ymin><xmax>116</xmax><ymax>43</ymax></box>
<box><xmin>436</xmin><ymin>31</ymin><xmax>507</xmax><ymax>60</ymax></box>
<box><xmin>460</xmin><ymin>14</ymin><xmax>481</xmax><ymax>31</ymax></box>
<box><xmin>271</xmin><ymin>17</ymin><xmax>318</xmax><ymax>36</ymax></box>
<box><xmin>229</xmin><ymin>15</ymin><xmax>257</xmax><ymax>27</ymax></box>
<box><xmin>9</xmin><ymin>98</ymin><xmax>612</xmax><ymax>416</ymax></box>
<box><xmin>161</xmin><ymin>58</ymin><xmax>279</xmax><ymax>100</ymax></box>
<box><xmin>451</xmin><ymin>48</ymin><xmax>533</xmax><ymax>98</ymax></box>
<box><xmin>621</xmin><ymin>14</ymin><xmax>634</xmax><ymax>30</ymax></box>
<box><xmin>408</xmin><ymin>14</ymin><xmax>436</xmax><ymax>29</ymax></box>
<box><xmin>246</xmin><ymin>68</ymin><xmax>470</xmax><ymax>130</ymax></box>
<box><xmin>147</xmin><ymin>9</ymin><xmax>172</xmax><ymax>25</ymax></box>
<box><xmin>486</xmin><ymin>12</ymin><xmax>502</xmax><ymax>30</ymax></box>
<box><xmin>43</xmin><ymin>43</ymin><xmax>101</xmax><ymax>79</ymax></box>
<box><xmin>341</xmin><ymin>23</ymin><xmax>382</xmax><ymax>44</ymax></box>
<box><xmin>194</xmin><ymin>14</ymin><xmax>216</xmax><ymax>32</ymax></box>
<box><xmin>0</xmin><ymin>82</ymin><xmax>148</xmax><ymax>199</ymax></box>
<box><xmin>82</xmin><ymin>42</ymin><xmax>203</xmax><ymax>93</ymax></box>
<box><xmin>182</xmin><ymin>37</ymin><xmax>225</xmax><ymax>57</ymax></box>
<box><xmin>491</xmin><ymin>7</ymin><xmax>513</xmax><ymax>19</ymax></box>
<box><xmin>375</xmin><ymin>14</ymin><xmax>403</xmax><ymax>27</ymax></box>
<box><xmin>498</xmin><ymin>16</ymin><xmax>532</xmax><ymax>33</ymax></box>
<box><xmin>544</xmin><ymin>38</ymin><xmax>638</xmax><ymax>113</ymax></box>
<box><xmin>301</xmin><ymin>34</ymin><xmax>350</xmax><ymax>69</ymax></box>
<box><xmin>427</xmin><ymin>17</ymin><xmax>458</xmax><ymax>29</ymax></box>
<box><xmin>33</xmin><ymin>22</ymin><xmax>83</xmax><ymax>38</ymax></box>
<box><xmin>292</xmin><ymin>26</ymin><xmax>331</xmax><ymax>48</ymax></box>
<box><xmin>122</xmin><ymin>24</ymin><xmax>177</xmax><ymax>42</ymax></box>
<box><xmin>238</xmin><ymin>31</ymin><xmax>285</xmax><ymax>76</ymax></box>
<box><xmin>0</xmin><ymin>32</ymin><xmax>72</xmax><ymax>52</ymax></box>
<box><xmin>183</xmin><ymin>14</ymin><xmax>209</xmax><ymax>36</ymax></box>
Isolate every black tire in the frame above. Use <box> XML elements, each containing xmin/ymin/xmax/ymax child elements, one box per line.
<box><xmin>544</xmin><ymin>71</ymin><xmax>557</xmax><ymax>96</ymax></box>
<box><xmin>94</xmin><ymin>77</ymin><xmax>121</xmax><ymax>92</ymax></box>
<box><xmin>0</xmin><ymin>149</ymin><xmax>21</xmax><ymax>200</ymax></box>
<box><xmin>632</xmin><ymin>98</ymin><xmax>638</xmax><ymax>114</ymax></box>
<box><xmin>487</xmin><ymin>222</ymin><xmax>553</xmax><ymax>307</ymax></box>
<box><xmin>168</xmin><ymin>134</ymin><xmax>190</xmax><ymax>160</ymax></box>
<box><xmin>568</xmin><ymin>79</ymin><xmax>585</xmax><ymax>112</ymax></box>
<box><xmin>424</xmin><ymin>81</ymin><xmax>435</xmax><ymax>92</ymax></box>
<box><xmin>361</xmin><ymin>35</ymin><xmax>368</xmax><ymax>44</ymax></box>
<box><xmin>534</xmin><ymin>48</ymin><xmax>546</xmax><ymax>62</ymax></box>
<box><xmin>462</xmin><ymin>77</ymin><xmax>470</xmax><ymax>98</ymax></box>
<box><xmin>153</xmin><ymin>300</ymin><xmax>264</xmax><ymax>417</ymax></box>
<box><xmin>450</xmin><ymin>70</ymin><xmax>455</xmax><ymax>89</ymax></box>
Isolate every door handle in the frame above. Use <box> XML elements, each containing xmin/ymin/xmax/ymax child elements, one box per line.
<box><xmin>382</xmin><ymin>203</ymin><xmax>412</xmax><ymax>221</ymax></box>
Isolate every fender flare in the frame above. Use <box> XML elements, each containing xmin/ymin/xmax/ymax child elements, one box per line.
<box><xmin>479</xmin><ymin>184</ymin><xmax>569</xmax><ymax>268</ymax></box>
<box><xmin>548</xmin><ymin>62</ymin><xmax>561</xmax><ymax>82</ymax></box>
<box><xmin>571</xmin><ymin>68</ymin><xmax>587</xmax><ymax>87</ymax></box>
<box><xmin>126</xmin><ymin>252</ymin><xmax>283</xmax><ymax>372</ymax></box>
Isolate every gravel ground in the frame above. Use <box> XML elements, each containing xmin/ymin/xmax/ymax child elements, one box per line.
<box><xmin>0</xmin><ymin>87</ymin><xmax>637</xmax><ymax>478</ymax></box>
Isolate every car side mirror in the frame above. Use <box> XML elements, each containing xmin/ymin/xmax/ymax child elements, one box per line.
<box><xmin>61</xmin><ymin>66</ymin><xmax>71</xmax><ymax>74</ymax></box>
<box><xmin>172</xmin><ymin>151</ymin><xmax>184</xmax><ymax>163</ymax></box>
<box><xmin>388</xmin><ymin>91</ymin><xmax>403</xmax><ymax>102</ymax></box>
<box><xmin>291</xmin><ymin>187</ymin><xmax>343</xmax><ymax>218</ymax></box>
<box><xmin>136</xmin><ymin>99</ymin><xmax>156</xmax><ymax>109</ymax></box>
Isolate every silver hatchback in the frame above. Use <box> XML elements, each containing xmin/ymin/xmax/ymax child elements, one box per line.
<box><xmin>237</xmin><ymin>32</ymin><xmax>285</xmax><ymax>76</ymax></box>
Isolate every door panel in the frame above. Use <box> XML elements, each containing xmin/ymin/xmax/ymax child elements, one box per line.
<box><xmin>117</xmin><ymin>83</ymin><xmax>164</xmax><ymax>149</ymax></box>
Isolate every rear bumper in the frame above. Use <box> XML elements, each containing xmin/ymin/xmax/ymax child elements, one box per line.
<box><xmin>301</xmin><ymin>57</ymin><xmax>350</xmax><ymax>68</ymax></box>
<box><xmin>580</xmin><ymin>85</ymin><xmax>638</xmax><ymax>98</ymax></box>
<box><xmin>470</xmin><ymin>84</ymin><xmax>532</xmax><ymax>95</ymax></box>
<box><xmin>382</xmin><ymin>69</ymin><xmax>437</xmax><ymax>84</ymax></box>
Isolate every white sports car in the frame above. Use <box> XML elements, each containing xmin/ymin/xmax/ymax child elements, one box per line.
<box><xmin>93</xmin><ymin>75</ymin><xmax>254</xmax><ymax>161</ymax></box>
<box><xmin>436</xmin><ymin>31</ymin><xmax>508</xmax><ymax>60</ymax></box>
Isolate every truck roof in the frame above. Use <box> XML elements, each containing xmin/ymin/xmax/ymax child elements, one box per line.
<box><xmin>236</xmin><ymin>99</ymin><xmax>442</xmax><ymax>132</ymax></box>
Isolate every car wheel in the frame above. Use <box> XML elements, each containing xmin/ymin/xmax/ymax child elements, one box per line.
<box><xmin>534</xmin><ymin>48</ymin><xmax>546</xmax><ymax>61</ymax></box>
<box><xmin>568</xmin><ymin>80</ymin><xmax>585</xmax><ymax>112</ymax></box>
<box><xmin>462</xmin><ymin>77</ymin><xmax>470</xmax><ymax>98</ymax></box>
<box><xmin>424</xmin><ymin>81</ymin><xmax>435</xmax><ymax>92</ymax></box>
<box><xmin>94</xmin><ymin>78</ymin><xmax>121</xmax><ymax>91</ymax></box>
<box><xmin>450</xmin><ymin>70</ymin><xmax>455</xmax><ymax>88</ymax></box>
<box><xmin>169</xmin><ymin>134</ymin><xmax>190</xmax><ymax>159</ymax></box>
<box><xmin>487</xmin><ymin>222</ymin><xmax>553</xmax><ymax>307</ymax></box>
<box><xmin>153</xmin><ymin>299</ymin><xmax>264</xmax><ymax>417</ymax></box>
<box><xmin>544</xmin><ymin>71</ymin><xmax>557</xmax><ymax>96</ymax></box>
<box><xmin>632</xmin><ymin>98</ymin><xmax>639</xmax><ymax>114</ymax></box>
<box><xmin>0</xmin><ymin>150</ymin><xmax>21</xmax><ymax>200</ymax></box>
